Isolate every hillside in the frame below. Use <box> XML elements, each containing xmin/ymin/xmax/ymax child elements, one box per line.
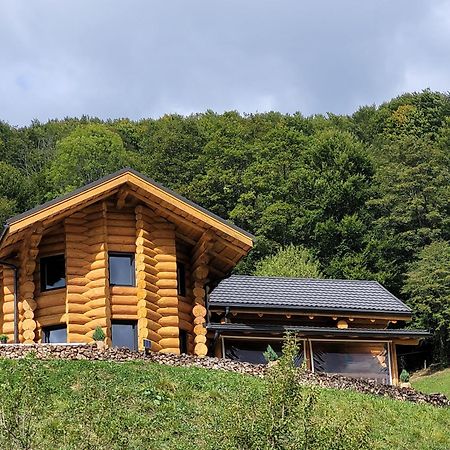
<box><xmin>0</xmin><ymin>359</ymin><xmax>448</xmax><ymax>450</ymax></box>
<box><xmin>413</xmin><ymin>368</ymin><xmax>450</xmax><ymax>398</ymax></box>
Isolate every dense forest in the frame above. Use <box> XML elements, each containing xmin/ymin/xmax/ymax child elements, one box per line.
<box><xmin>1</xmin><ymin>90</ymin><xmax>449</xmax><ymax>363</ymax></box>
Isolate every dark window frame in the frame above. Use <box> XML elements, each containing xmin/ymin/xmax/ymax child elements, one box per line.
<box><xmin>42</xmin><ymin>325</ymin><xmax>67</xmax><ymax>344</ymax></box>
<box><xmin>177</xmin><ymin>262</ymin><xmax>186</xmax><ymax>297</ymax></box>
<box><xmin>108</xmin><ymin>252</ymin><xmax>136</xmax><ymax>287</ymax></box>
<box><xmin>40</xmin><ymin>254</ymin><xmax>66</xmax><ymax>292</ymax></box>
<box><xmin>111</xmin><ymin>320</ymin><xmax>138</xmax><ymax>351</ymax></box>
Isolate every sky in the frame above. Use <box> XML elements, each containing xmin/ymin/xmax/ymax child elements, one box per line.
<box><xmin>1</xmin><ymin>0</ymin><xmax>449</xmax><ymax>126</ymax></box>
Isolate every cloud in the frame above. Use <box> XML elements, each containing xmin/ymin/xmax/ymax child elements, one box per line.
<box><xmin>0</xmin><ymin>0</ymin><xmax>449</xmax><ymax>126</ymax></box>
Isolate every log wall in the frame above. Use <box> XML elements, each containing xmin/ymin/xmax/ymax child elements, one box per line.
<box><xmin>135</xmin><ymin>205</ymin><xmax>161</xmax><ymax>351</ymax></box>
<box><xmin>0</xmin><ymin>267</ymin><xmax>15</xmax><ymax>341</ymax></box>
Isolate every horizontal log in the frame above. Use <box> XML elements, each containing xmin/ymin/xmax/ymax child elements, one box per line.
<box><xmin>67</xmin><ymin>303</ymin><xmax>90</xmax><ymax>314</ymax></box>
<box><xmin>136</xmin><ymin>271</ymin><xmax>158</xmax><ymax>284</ymax></box>
<box><xmin>177</xmin><ymin>301</ymin><xmax>192</xmax><ymax>314</ymax></box>
<box><xmin>86</xmin><ymin>298</ymin><xmax>107</xmax><ymax>309</ymax></box>
<box><xmin>137</xmin><ymin>280</ymin><xmax>158</xmax><ymax>293</ymax></box>
<box><xmin>138</xmin><ymin>326</ymin><xmax>160</xmax><ymax>342</ymax></box>
<box><xmin>67</xmin><ymin>333</ymin><xmax>90</xmax><ymax>344</ymax></box>
<box><xmin>158</xmin><ymin>316</ymin><xmax>179</xmax><ymax>327</ymax></box>
<box><xmin>36</xmin><ymin>314</ymin><xmax>66</xmax><ymax>327</ymax></box>
<box><xmin>137</xmin><ymin>299</ymin><xmax>159</xmax><ymax>312</ymax></box>
<box><xmin>108</xmin><ymin>235</ymin><xmax>135</xmax><ymax>245</ymax></box>
<box><xmin>178</xmin><ymin>319</ymin><xmax>193</xmax><ymax>332</ymax></box>
<box><xmin>157</xmin><ymin>288</ymin><xmax>178</xmax><ymax>297</ymax></box>
<box><xmin>179</xmin><ymin>311</ymin><xmax>192</xmax><ymax>323</ymax></box>
<box><xmin>85</xmin><ymin>307</ymin><xmax>108</xmax><ymax>319</ymax></box>
<box><xmin>135</xmin><ymin>254</ymin><xmax>158</xmax><ymax>267</ymax></box>
<box><xmin>158</xmin><ymin>326</ymin><xmax>179</xmax><ymax>338</ymax></box>
<box><xmin>112</xmin><ymin>304</ymin><xmax>137</xmax><ymax>315</ymax></box>
<box><xmin>86</xmin><ymin>268</ymin><xmax>107</xmax><ymax>281</ymax></box>
<box><xmin>110</xmin><ymin>295</ymin><xmax>138</xmax><ymax>306</ymax></box>
<box><xmin>157</xmin><ymin>297</ymin><xmax>178</xmax><ymax>308</ymax></box>
<box><xmin>158</xmin><ymin>337</ymin><xmax>179</xmax><ymax>349</ymax></box>
<box><xmin>87</xmin><ymin>287</ymin><xmax>108</xmax><ymax>300</ymax></box>
<box><xmin>137</xmin><ymin>307</ymin><xmax>161</xmax><ymax>321</ymax></box>
<box><xmin>110</xmin><ymin>286</ymin><xmax>137</xmax><ymax>296</ymax></box>
<box><xmin>86</xmin><ymin>317</ymin><xmax>108</xmax><ymax>329</ymax></box>
<box><xmin>156</xmin><ymin>279</ymin><xmax>178</xmax><ymax>289</ymax></box>
<box><xmin>159</xmin><ymin>348</ymin><xmax>180</xmax><ymax>355</ymax></box>
<box><xmin>66</xmin><ymin>293</ymin><xmax>89</xmax><ymax>303</ymax></box>
<box><xmin>86</xmin><ymin>279</ymin><xmax>108</xmax><ymax>289</ymax></box>
<box><xmin>137</xmin><ymin>289</ymin><xmax>159</xmax><ymax>302</ymax></box>
<box><xmin>107</xmin><ymin>244</ymin><xmax>136</xmax><ymax>253</ymax></box>
<box><xmin>112</xmin><ymin>314</ymin><xmax>137</xmax><ymax>321</ymax></box>
<box><xmin>65</xmin><ymin>276</ymin><xmax>89</xmax><ymax>286</ymax></box>
<box><xmin>66</xmin><ymin>313</ymin><xmax>91</xmax><ymax>324</ymax></box>
<box><xmin>154</xmin><ymin>254</ymin><xmax>176</xmax><ymax>264</ymax></box>
<box><xmin>36</xmin><ymin>304</ymin><xmax>66</xmax><ymax>317</ymax></box>
<box><xmin>138</xmin><ymin>319</ymin><xmax>161</xmax><ymax>333</ymax></box>
<box><xmin>68</xmin><ymin>324</ymin><xmax>91</xmax><ymax>335</ymax></box>
<box><xmin>107</xmin><ymin>226</ymin><xmax>136</xmax><ymax>236</ymax></box>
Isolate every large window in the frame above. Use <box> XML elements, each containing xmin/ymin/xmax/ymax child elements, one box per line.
<box><xmin>40</xmin><ymin>255</ymin><xmax>66</xmax><ymax>292</ymax></box>
<box><xmin>109</xmin><ymin>253</ymin><xmax>135</xmax><ymax>286</ymax></box>
<box><xmin>311</xmin><ymin>341</ymin><xmax>390</xmax><ymax>384</ymax></box>
<box><xmin>224</xmin><ymin>338</ymin><xmax>304</xmax><ymax>366</ymax></box>
<box><xmin>42</xmin><ymin>325</ymin><xmax>67</xmax><ymax>343</ymax></box>
<box><xmin>111</xmin><ymin>321</ymin><xmax>137</xmax><ymax>351</ymax></box>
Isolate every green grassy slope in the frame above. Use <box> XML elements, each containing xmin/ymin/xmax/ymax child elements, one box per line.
<box><xmin>413</xmin><ymin>368</ymin><xmax>450</xmax><ymax>397</ymax></box>
<box><xmin>0</xmin><ymin>359</ymin><xmax>448</xmax><ymax>450</ymax></box>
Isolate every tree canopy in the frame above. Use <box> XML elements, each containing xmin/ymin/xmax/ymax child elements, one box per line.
<box><xmin>0</xmin><ymin>89</ymin><xmax>449</xmax><ymax>362</ymax></box>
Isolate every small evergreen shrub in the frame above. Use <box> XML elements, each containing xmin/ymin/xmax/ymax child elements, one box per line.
<box><xmin>400</xmin><ymin>369</ymin><xmax>410</xmax><ymax>383</ymax></box>
<box><xmin>263</xmin><ymin>345</ymin><xmax>279</xmax><ymax>363</ymax></box>
<box><xmin>92</xmin><ymin>327</ymin><xmax>106</xmax><ymax>342</ymax></box>
<box><xmin>0</xmin><ymin>335</ymin><xmax>7</xmax><ymax>344</ymax></box>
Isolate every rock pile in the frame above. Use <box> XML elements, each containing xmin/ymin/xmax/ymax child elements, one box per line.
<box><xmin>0</xmin><ymin>344</ymin><xmax>448</xmax><ymax>407</ymax></box>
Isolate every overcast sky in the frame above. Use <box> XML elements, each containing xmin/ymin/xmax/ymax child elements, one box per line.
<box><xmin>1</xmin><ymin>0</ymin><xmax>449</xmax><ymax>126</ymax></box>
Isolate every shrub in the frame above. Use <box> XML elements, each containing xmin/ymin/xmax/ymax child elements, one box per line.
<box><xmin>236</xmin><ymin>333</ymin><xmax>370</xmax><ymax>449</ymax></box>
<box><xmin>400</xmin><ymin>369</ymin><xmax>410</xmax><ymax>383</ymax></box>
<box><xmin>263</xmin><ymin>345</ymin><xmax>279</xmax><ymax>363</ymax></box>
<box><xmin>0</xmin><ymin>334</ymin><xmax>7</xmax><ymax>344</ymax></box>
<box><xmin>92</xmin><ymin>327</ymin><xmax>106</xmax><ymax>342</ymax></box>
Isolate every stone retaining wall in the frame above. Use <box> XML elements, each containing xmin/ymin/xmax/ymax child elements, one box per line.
<box><xmin>0</xmin><ymin>344</ymin><xmax>448</xmax><ymax>408</ymax></box>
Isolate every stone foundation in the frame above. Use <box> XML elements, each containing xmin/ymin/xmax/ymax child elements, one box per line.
<box><xmin>0</xmin><ymin>344</ymin><xmax>448</xmax><ymax>408</ymax></box>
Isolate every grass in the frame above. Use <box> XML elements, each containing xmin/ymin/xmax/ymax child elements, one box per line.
<box><xmin>412</xmin><ymin>368</ymin><xmax>450</xmax><ymax>397</ymax></box>
<box><xmin>0</xmin><ymin>358</ymin><xmax>448</xmax><ymax>449</ymax></box>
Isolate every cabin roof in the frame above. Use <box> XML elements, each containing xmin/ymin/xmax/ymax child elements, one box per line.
<box><xmin>0</xmin><ymin>168</ymin><xmax>254</xmax><ymax>255</ymax></box>
<box><xmin>209</xmin><ymin>275</ymin><xmax>412</xmax><ymax>318</ymax></box>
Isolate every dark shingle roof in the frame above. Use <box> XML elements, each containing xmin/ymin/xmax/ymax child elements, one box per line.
<box><xmin>209</xmin><ymin>275</ymin><xmax>412</xmax><ymax>316</ymax></box>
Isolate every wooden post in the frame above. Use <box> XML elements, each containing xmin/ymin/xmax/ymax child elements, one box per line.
<box><xmin>18</xmin><ymin>223</ymin><xmax>43</xmax><ymax>343</ymax></box>
<box><xmin>390</xmin><ymin>342</ymin><xmax>399</xmax><ymax>386</ymax></box>
<box><xmin>135</xmin><ymin>205</ymin><xmax>161</xmax><ymax>351</ymax></box>
<box><xmin>191</xmin><ymin>231</ymin><xmax>215</xmax><ymax>357</ymax></box>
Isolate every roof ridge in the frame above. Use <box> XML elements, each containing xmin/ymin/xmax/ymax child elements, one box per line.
<box><xmin>229</xmin><ymin>274</ymin><xmax>380</xmax><ymax>284</ymax></box>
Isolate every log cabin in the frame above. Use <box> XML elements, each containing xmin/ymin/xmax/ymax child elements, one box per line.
<box><xmin>0</xmin><ymin>168</ymin><xmax>428</xmax><ymax>384</ymax></box>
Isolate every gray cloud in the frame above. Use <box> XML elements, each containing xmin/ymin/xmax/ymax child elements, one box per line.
<box><xmin>0</xmin><ymin>0</ymin><xmax>449</xmax><ymax>126</ymax></box>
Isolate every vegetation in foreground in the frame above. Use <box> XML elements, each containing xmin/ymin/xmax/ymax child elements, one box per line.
<box><xmin>0</xmin><ymin>355</ymin><xmax>448</xmax><ymax>449</ymax></box>
<box><xmin>413</xmin><ymin>368</ymin><xmax>450</xmax><ymax>398</ymax></box>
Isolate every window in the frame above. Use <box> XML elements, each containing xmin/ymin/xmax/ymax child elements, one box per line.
<box><xmin>109</xmin><ymin>253</ymin><xmax>135</xmax><ymax>286</ymax></box>
<box><xmin>179</xmin><ymin>329</ymin><xmax>188</xmax><ymax>354</ymax></box>
<box><xmin>40</xmin><ymin>255</ymin><xmax>66</xmax><ymax>291</ymax></box>
<box><xmin>177</xmin><ymin>262</ymin><xmax>186</xmax><ymax>296</ymax></box>
<box><xmin>111</xmin><ymin>321</ymin><xmax>137</xmax><ymax>351</ymax></box>
<box><xmin>311</xmin><ymin>341</ymin><xmax>390</xmax><ymax>384</ymax></box>
<box><xmin>42</xmin><ymin>325</ymin><xmax>67</xmax><ymax>343</ymax></box>
<box><xmin>224</xmin><ymin>339</ymin><xmax>304</xmax><ymax>366</ymax></box>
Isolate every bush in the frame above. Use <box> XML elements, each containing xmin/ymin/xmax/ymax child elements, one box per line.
<box><xmin>236</xmin><ymin>333</ymin><xmax>370</xmax><ymax>449</ymax></box>
<box><xmin>400</xmin><ymin>369</ymin><xmax>410</xmax><ymax>383</ymax></box>
<box><xmin>0</xmin><ymin>334</ymin><xmax>7</xmax><ymax>344</ymax></box>
<box><xmin>263</xmin><ymin>345</ymin><xmax>279</xmax><ymax>363</ymax></box>
<box><xmin>92</xmin><ymin>327</ymin><xmax>106</xmax><ymax>342</ymax></box>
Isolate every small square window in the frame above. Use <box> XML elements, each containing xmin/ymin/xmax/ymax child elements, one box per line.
<box><xmin>40</xmin><ymin>255</ymin><xmax>66</xmax><ymax>292</ymax></box>
<box><xmin>42</xmin><ymin>325</ymin><xmax>67</xmax><ymax>344</ymax></box>
<box><xmin>177</xmin><ymin>262</ymin><xmax>186</xmax><ymax>296</ymax></box>
<box><xmin>109</xmin><ymin>253</ymin><xmax>135</xmax><ymax>286</ymax></box>
<box><xmin>112</xmin><ymin>321</ymin><xmax>137</xmax><ymax>351</ymax></box>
